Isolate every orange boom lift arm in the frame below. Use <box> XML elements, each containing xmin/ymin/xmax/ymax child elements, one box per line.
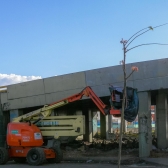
<box><xmin>49</xmin><ymin>86</ymin><xmax>120</xmax><ymax>116</ymax></box>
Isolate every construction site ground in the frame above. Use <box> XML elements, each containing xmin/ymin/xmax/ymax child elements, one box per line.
<box><xmin>61</xmin><ymin>137</ymin><xmax>168</xmax><ymax>167</ymax></box>
<box><xmin>3</xmin><ymin>136</ymin><xmax>168</xmax><ymax>167</ymax></box>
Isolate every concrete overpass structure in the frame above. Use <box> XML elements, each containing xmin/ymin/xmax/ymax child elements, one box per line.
<box><xmin>0</xmin><ymin>58</ymin><xmax>168</xmax><ymax>158</ymax></box>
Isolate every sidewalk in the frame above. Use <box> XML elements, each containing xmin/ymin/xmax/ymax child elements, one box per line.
<box><xmin>63</xmin><ymin>156</ymin><xmax>168</xmax><ymax>166</ymax></box>
<box><xmin>142</xmin><ymin>158</ymin><xmax>168</xmax><ymax>167</ymax></box>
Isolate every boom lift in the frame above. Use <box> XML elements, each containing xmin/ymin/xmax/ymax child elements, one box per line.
<box><xmin>12</xmin><ymin>86</ymin><xmax>120</xmax><ymax>142</ymax></box>
<box><xmin>12</xmin><ymin>86</ymin><xmax>119</xmax><ymax>123</ymax></box>
<box><xmin>0</xmin><ymin>86</ymin><xmax>138</xmax><ymax>165</ymax></box>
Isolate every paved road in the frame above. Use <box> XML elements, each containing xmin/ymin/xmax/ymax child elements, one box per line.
<box><xmin>1</xmin><ymin>161</ymin><xmax>166</xmax><ymax>168</ymax></box>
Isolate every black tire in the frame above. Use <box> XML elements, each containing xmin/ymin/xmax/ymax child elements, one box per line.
<box><xmin>26</xmin><ymin>147</ymin><xmax>45</xmax><ymax>166</ymax></box>
<box><xmin>47</xmin><ymin>146</ymin><xmax>63</xmax><ymax>163</ymax></box>
<box><xmin>0</xmin><ymin>147</ymin><xmax>8</xmax><ymax>165</ymax></box>
<box><xmin>14</xmin><ymin>157</ymin><xmax>26</xmax><ymax>163</ymax></box>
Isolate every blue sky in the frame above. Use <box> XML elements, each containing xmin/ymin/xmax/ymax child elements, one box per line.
<box><xmin>0</xmin><ymin>0</ymin><xmax>168</xmax><ymax>85</ymax></box>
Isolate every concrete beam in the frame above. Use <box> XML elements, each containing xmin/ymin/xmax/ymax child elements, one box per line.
<box><xmin>44</xmin><ymin>72</ymin><xmax>86</xmax><ymax>94</ymax></box>
<box><xmin>2</xmin><ymin>58</ymin><xmax>168</xmax><ymax>111</ymax></box>
<box><xmin>7</xmin><ymin>79</ymin><xmax>45</xmax><ymax>99</ymax></box>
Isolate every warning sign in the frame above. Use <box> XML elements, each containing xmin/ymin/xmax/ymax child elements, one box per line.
<box><xmin>22</xmin><ymin>136</ymin><xmax>30</xmax><ymax>142</ymax></box>
<box><xmin>34</xmin><ymin>132</ymin><xmax>42</xmax><ymax>140</ymax></box>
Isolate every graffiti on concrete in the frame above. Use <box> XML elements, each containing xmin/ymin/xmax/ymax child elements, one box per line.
<box><xmin>3</xmin><ymin>102</ymin><xmax>10</xmax><ymax>111</ymax></box>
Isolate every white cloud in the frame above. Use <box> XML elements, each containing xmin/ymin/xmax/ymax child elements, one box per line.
<box><xmin>0</xmin><ymin>73</ymin><xmax>42</xmax><ymax>86</ymax></box>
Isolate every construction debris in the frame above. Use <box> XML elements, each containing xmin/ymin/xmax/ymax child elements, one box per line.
<box><xmin>62</xmin><ymin>134</ymin><xmax>166</xmax><ymax>159</ymax></box>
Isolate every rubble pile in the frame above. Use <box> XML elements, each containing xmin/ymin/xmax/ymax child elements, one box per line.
<box><xmin>63</xmin><ymin>134</ymin><xmax>139</xmax><ymax>151</ymax></box>
<box><xmin>62</xmin><ymin>135</ymin><xmax>139</xmax><ymax>158</ymax></box>
<box><xmin>62</xmin><ymin>134</ymin><xmax>165</xmax><ymax>158</ymax></box>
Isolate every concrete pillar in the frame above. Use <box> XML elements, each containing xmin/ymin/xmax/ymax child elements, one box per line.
<box><xmin>88</xmin><ymin>110</ymin><xmax>92</xmax><ymax>142</ymax></box>
<box><xmin>0</xmin><ymin>93</ymin><xmax>3</xmax><ymax>147</ymax></box>
<box><xmin>105</xmin><ymin>115</ymin><xmax>109</xmax><ymax>139</ymax></box>
<box><xmin>100</xmin><ymin>113</ymin><xmax>109</xmax><ymax>139</ymax></box>
<box><xmin>100</xmin><ymin>112</ymin><xmax>106</xmax><ymax>139</ymax></box>
<box><xmin>123</xmin><ymin>120</ymin><xmax>127</xmax><ymax>133</ymax></box>
<box><xmin>152</xmin><ymin>105</ymin><xmax>157</xmax><ymax>138</ymax></box>
<box><xmin>10</xmin><ymin>109</ymin><xmax>23</xmax><ymax>121</ymax></box>
<box><xmin>0</xmin><ymin>93</ymin><xmax>7</xmax><ymax>147</ymax></box>
<box><xmin>108</xmin><ymin>115</ymin><xmax>113</xmax><ymax>133</ymax></box>
<box><xmin>92</xmin><ymin>111</ymin><xmax>98</xmax><ymax>137</ymax></box>
<box><xmin>82</xmin><ymin>103</ymin><xmax>93</xmax><ymax>142</ymax></box>
<box><xmin>138</xmin><ymin>92</ymin><xmax>152</xmax><ymax>157</ymax></box>
<box><xmin>156</xmin><ymin>91</ymin><xmax>168</xmax><ymax>148</ymax></box>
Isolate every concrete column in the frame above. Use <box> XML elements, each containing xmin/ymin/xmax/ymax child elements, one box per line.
<box><xmin>0</xmin><ymin>93</ymin><xmax>4</xmax><ymax>147</ymax></box>
<box><xmin>92</xmin><ymin>111</ymin><xmax>98</xmax><ymax>137</ymax></box>
<box><xmin>152</xmin><ymin>105</ymin><xmax>157</xmax><ymax>138</ymax></box>
<box><xmin>82</xmin><ymin>104</ymin><xmax>93</xmax><ymax>142</ymax></box>
<box><xmin>88</xmin><ymin>109</ymin><xmax>92</xmax><ymax>142</ymax></box>
<box><xmin>156</xmin><ymin>91</ymin><xmax>168</xmax><ymax>148</ymax></box>
<box><xmin>138</xmin><ymin>92</ymin><xmax>152</xmax><ymax>157</ymax></box>
<box><xmin>105</xmin><ymin>115</ymin><xmax>109</xmax><ymax>139</ymax></box>
<box><xmin>0</xmin><ymin>93</ymin><xmax>7</xmax><ymax>147</ymax></box>
<box><xmin>108</xmin><ymin>115</ymin><xmax>113</xmax><ymax>133</ymax></box>
<box><xmin>100</xmin><ymin>113</ymin><xmax>109</xmax><ymax>139</ymax></box>
<box><xmin>10</xmin><ymin>109</ymin><xmax>23</xmax><ymax>121</ymax></box>
<box><xmin>0</xmin><ymin>94</ymin><xmax>2</xmax><ymax>116</ymax></box>
<box><xmin>100</xmin><ymin>112</ymin><xmax>106</xmax><ymax>139</ymax></box>
<box><xmin>123</xmin><ymin>120</ymin><xmax>127</xmax><ymax>133</ymax></box>
<box><xmin>83</xmin><ymin>105</ymin><xmax>88</xmax><ymax>141</ymax></box>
